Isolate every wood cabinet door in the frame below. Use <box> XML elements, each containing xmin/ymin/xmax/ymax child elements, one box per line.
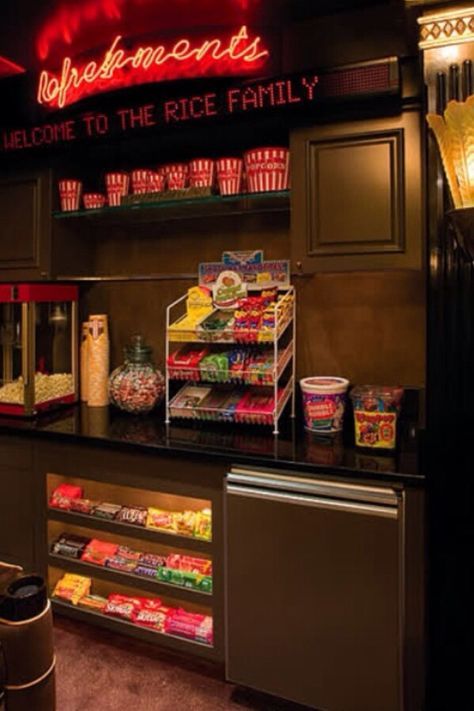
<box><xmin>226</xmin><ymin>480</ymin><xmax>402</xmax><ymax>711</ymax></box>
<box><xmin>0</xmin><ymin>437</ymin><xmax>35</xmax><ymax>570</ymax></box>
<box><xmin>0</xmin><ymin>168</ymin><xmax>52</xmax><ymax>280</ymax></box>
<box><xmin>290</xmin><ymin>110</ymin><xmax>423</xmax><ymax>272</ymax></box>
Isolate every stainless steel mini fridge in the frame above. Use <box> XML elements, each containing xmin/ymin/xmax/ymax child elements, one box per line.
<box><xmin>225</xmin><ymin>467</ymin><xmax>424</xmax><ymax>711</ymax></box>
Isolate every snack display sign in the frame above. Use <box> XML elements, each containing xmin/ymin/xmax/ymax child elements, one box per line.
<box><xmin>199</xmin><ymin>251</ymin><xmax>289</xmax><ymax>290</ymax></box>
<box><xmin>212</xmin><ymin>270</ymin><xmax>247</xmax><ymax>309</ymax></box>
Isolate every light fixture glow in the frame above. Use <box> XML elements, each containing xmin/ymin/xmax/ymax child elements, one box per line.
<box><xmin>427</xmin><ymin>95</ymin><xmax>474</xmax><ymax>208</ymax></box>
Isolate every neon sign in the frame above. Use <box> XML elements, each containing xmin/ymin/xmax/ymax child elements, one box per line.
<box><xmin>37</xmin><ymin>26</ymin><xmax>270</xmax><ymax>109</ymax></box>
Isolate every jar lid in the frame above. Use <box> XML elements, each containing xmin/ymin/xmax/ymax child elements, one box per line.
<box><xmin>124</xmin><ymin>334</ymin><xmax>153</xmax><ymax>363</ymax></box>
<box><xmin>350</xmin><ymin>385</ymin><xmax>404</xmax><ymax>403</ymax></box>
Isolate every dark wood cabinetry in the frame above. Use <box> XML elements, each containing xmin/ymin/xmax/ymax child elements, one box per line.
<box><xmin>290</xmin><ymin>110</ymin><xmax>423</xmax><ymax>272</ymax></box>
<box><xmin>0</xmin><ymin>168</ymin><xmax>52</xmax><ymax>280</ymax></box>
<box><xmin>0</xmin><ymin>436</ymin><xmax>36</xmax><ymax>569</ymax></box>
<box><xmin>225</xmin><ymin>468</ymin><xmax>425</xmax><ymax>711</ymax></box>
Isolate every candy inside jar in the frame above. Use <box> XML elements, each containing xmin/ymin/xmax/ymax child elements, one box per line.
<box><xmin>109</xmin><ymin>335</ymin><xmax>164</xmax><ymax>414</ymax></box>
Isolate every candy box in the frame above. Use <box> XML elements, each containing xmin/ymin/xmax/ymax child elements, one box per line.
<box><xmin>53</xmin><ymin>573</ymin><xmax>91</xmax><ymax>605</ymax></box>
<box><xmin>168</xmin><ymin>385</ymin><xmax>212</xmax><ymax>418</ymax></box>
<box><xmin>167</xmin><ymin>345</ymin><xmax>209</xmax><ymax>380</ymax></box>
<box><xmin>49</xmin><ymin>484</ymin><xmax>83</xmax><ymax>510</ymax></box>
<box><xmin>350</xmin><ymin>385</ymin><xmax>403</xmax><ymax>450</ymax></box>
<box><xmin>81</xmin><ymin>539</ymin><xmax>119</xmax><ymax>566</ymax></box>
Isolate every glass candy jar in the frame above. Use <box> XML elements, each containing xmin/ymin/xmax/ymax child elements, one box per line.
<box><xmin>109</xmin><ymin>335</ymin><xmax>164</xmax><ymax>414</ymax></box>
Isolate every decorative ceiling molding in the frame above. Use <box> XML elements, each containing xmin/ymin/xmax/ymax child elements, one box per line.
<box><xmin>418</xmin><ymin>6</ymin><xmax>474</xmax><ymax>48</ymax></box>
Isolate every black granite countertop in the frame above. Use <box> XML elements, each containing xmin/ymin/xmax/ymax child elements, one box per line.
<box><xmin>0</xmin><ymin>398</ymin><xmax>425</xmax><ymax>486</ymax></box>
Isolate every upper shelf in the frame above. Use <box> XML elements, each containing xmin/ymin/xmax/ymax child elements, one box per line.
<box><xmin>53</xmin><ymin>190</ymin><xmax>290</xmax><ymax>224</ymax></box>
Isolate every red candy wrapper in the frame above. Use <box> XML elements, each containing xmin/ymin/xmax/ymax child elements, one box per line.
<box><xmin>81</xmin><ymin>539</ymin><xmax>118</xmax><ymax>566</ymax></box>
<box><xmin>49</xmin><ymin>484</ymin><xmax>83</xmax><ymax>510</ymax></box>
<box><xmin>104</xmin><ymin>594</ymin><xmax>142</xmax><ymax>621</ymax></box>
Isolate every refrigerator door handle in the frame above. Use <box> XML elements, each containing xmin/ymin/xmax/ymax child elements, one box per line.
<box><xmin>227</xmin><ymin>484</ymin><xmax>399</xmax><ymax>519</ymax></box>
<box><xmin>228</xmin><ymin>468</ymin><xmax>399</xmax><ymax>507</ymax></box>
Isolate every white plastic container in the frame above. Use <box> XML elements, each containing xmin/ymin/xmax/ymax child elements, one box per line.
<box><xmin>300</xmin><ymin>376</ymin><xmax>349</xmax><ymax>433</ymax></box>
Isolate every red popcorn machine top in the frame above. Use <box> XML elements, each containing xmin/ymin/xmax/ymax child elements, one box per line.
<box><xmin>0</xmin><ymin>284</ymin><xmax>79</xmax><ymax>416</ymax></box>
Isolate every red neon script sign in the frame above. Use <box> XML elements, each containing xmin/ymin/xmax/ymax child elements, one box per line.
<box><xmin>37</xmin><ymin>26</ymin><xmax>270</xmax><ymax>109</ymax></box>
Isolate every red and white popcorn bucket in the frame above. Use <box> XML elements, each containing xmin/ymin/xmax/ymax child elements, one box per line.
<box><xmin>189</xmin><ymin>158</ymin><xmax>215</xmax><ymax>188</ymax></box>
<box><xmin>83</xmin><ymin>193</ymin><xmax>106</xmax><ymax>210</ymax></box>
<box><xmin>216</xmin><ymin>158</ymin><xmax>243</xmax><ymax>195</ymax></box>
<box><xmin>148</xmin><ymin>171</ymin><xmax>165</xmax><ymax>193</ymax></box>
<box><xmin>105</xmin><ymin>172</ymin><xmax>130</xmax><ymax>206</ymax></box>
<box><xmin>243</xmin><ymin>147</ymin><xmax>290</xmax><ymax>193</ymax></box>
<box><xmin>162</xmin><ymin>163</ymin><xmax>189</xmax><ymax>191</ymax></box>
<box><xmin>58</xmin><ymin>179</ymin><xmax>82</xmax><ymax>211</ymax></box>
<box><xmin>131</xmin><ymin>169</ymin><xmax>151</xmax><ymax>194</ymax></box>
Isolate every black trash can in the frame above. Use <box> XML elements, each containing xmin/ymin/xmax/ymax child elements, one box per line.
<box><xmin>0</xmin><ymin>563</ymin><xmax>55</xmax><ymax>711</ymax></box>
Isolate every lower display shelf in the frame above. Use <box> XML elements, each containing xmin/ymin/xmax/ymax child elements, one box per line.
<box><xmin>168</xmin><ymin>376</ymin><xmax>294</xmax><ymax>427</ymax></box>
<box><xmin>48</xmin><ymin>553</ymin><xmax>212</xmax><ymax>602</ymax></box>
<box><xmin>51</xmin><ymin>598</ymin><xmax>217</xmax><ymax>660</ymax></box>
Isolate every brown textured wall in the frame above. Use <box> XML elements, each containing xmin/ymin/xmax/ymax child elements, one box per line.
<box><xmin>296</xmin><ymin>271</ymin><xmax>425</xmax><ymax>386</ymax></box>
<box><xmin>81</xmin><ymin>218</ymin><xmax>426</xmax><ymax>387</ymax></box>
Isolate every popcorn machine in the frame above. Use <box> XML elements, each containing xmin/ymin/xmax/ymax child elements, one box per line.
<box><xmin>0</xmin><ymin>285</ymin><xmax>78</xmax><ymax>416</ymax></box>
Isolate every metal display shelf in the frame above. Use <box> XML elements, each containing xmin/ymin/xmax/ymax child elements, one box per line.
<box><xmin>166</xmin><ymin>287</ymin><xmax>296</xmax><ymax>434</ymax></box>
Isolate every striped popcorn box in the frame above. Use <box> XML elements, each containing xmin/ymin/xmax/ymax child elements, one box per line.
<box><xmin>58</xmin><ymin>179</ymin><xmax>82</xmax><ymax>211</ymax></box>
<box><xmin>83</xmin><ymin>193</ymin><xmax>106</xmax><ymax>210</ymax></box>
<box><xmin>244</xmin><ymin>147</ymin><xmax>290</xmax><ymax>193</ymax></box>
<box><xmin>147</xmin><ymin>170</ymin><xmax>165</xmax><ymax>193</ymax></box>
<box><xmin>216</xmin><ymin>158</ymin><xmax>243</xmax><ymax>195</ymax></box>
<box><xmin>189</xmin><ymin>158</ymin><xmax>215</xmax><ymax>188</ymax></box>
<box><xmin>162</xmin><ymin>163</ymin><xmax>189</xmax><ymax>191</ymax></box>
<box><xmin>131</xmin><ymin>169</ymin><xmax>151</xmax><ymax>194</ymax></box>
<box><xmin>105</xmin><ymin>172</ymin><xmax>129</xmax><ymax>206</ymax></box>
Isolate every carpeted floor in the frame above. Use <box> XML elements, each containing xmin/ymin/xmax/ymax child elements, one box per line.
<box><xmin>54</xmin><ymin>616</ymin><xmax>310</xmax><ymax>711</ymax></box>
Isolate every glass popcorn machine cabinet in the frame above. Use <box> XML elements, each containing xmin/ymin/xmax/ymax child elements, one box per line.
<box><xmin>0</xmin><ymin>284</ymin><xmax>78</xmax><ymax>416</ymax></box>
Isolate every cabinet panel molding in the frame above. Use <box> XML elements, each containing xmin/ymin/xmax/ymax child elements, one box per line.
<box><xmin>291</xmin><ymin>111</ymin><xmax>422</xmax><ymax>272</ymax></box>
<box><xmin>0</xmin><ymin>168</ymin><xmax>52</xmax><ymax>279</ymax></box>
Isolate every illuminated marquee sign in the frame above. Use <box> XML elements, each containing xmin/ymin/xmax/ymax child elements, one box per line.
<box><xmin>37</xmin><ymin>26</ymin><xmax>270</xmax><ymax>109</ymax></box>
<box><xmin>1</xmin><ymin>60</ymin><xmax>400</xmax><ymax>153</ymax></box>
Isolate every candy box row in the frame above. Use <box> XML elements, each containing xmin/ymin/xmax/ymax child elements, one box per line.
<box><xmin>167</xmin><ymin>345</ymin><xmax>281</xmax><ymax>385</ymax></box>
<box><xmin>51</xmin><ymin>534</ymin><xmax>213</xmax><ymax>593</ymax></box>
<box><xmin>169</xmin><ymin>384</ymin><xmax>284</xmax><ymax>425</ymax></box>
<box><xmin>53</xmin><ymin>574</ymin><xmax>213</xmax><ymax>644</ymax></box>
<box><xmin>49</xmin><ymin>484</ymin><xmax>212</xmax><ymax>540</ymax></box>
